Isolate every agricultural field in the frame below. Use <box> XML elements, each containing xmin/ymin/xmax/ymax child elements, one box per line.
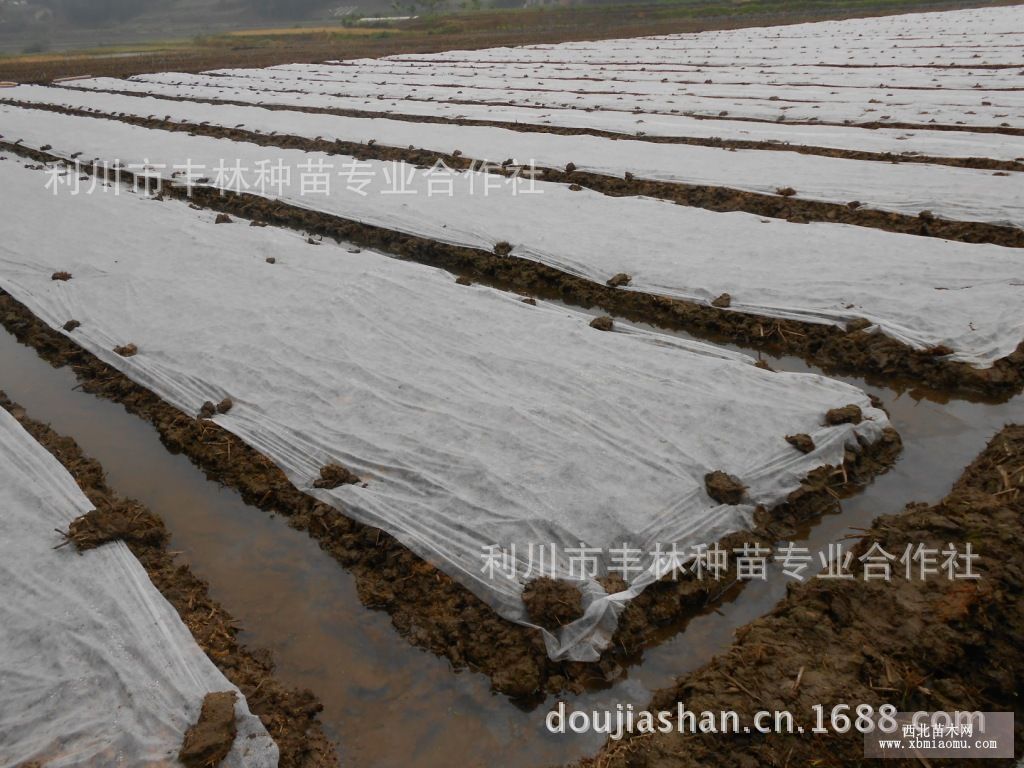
<box><xmin>0</xmin><ymin>3</ymin><xmax>1022</xmax><ymax>768</ymax></box>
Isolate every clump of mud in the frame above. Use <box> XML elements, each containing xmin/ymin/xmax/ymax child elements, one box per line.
<box><xmin>265</xmin><ymin>256</ymin><xmax>276</xmax><ymax>264</ymax></box>
<box><xmin>785</xmin><ymin>433</ymin><xmax>815</xmax><ymax>454</ymax></box>
<box><xmin>63</xmin><ymin>500</ymin><xmax>169</xmax><ymax>552</ymax></box>
<box><xmin>493</xmin><ymin>241</ymin><xmax>513</xmax><ymax>257</ymax></box>
<box><xmin>214</xmin><ymin>213</ymin><xmax>232</xmax><ymax>224</ymax></box>
<box><xmin>455</xmin><ymin>275</ymin><xmax>472</xmax><ymax>285</ymax></box>
<box><xmin>113</xmin><ymin>343</ymin><xmax>138</xmax><ymax>357</ymax></box>
<box><xmin>313</xmin><ymin>463</ymin><xmax>361</xmax><ymax>489</ymax></box>
<box><xmin>568</xmin><ymin>183</ymin><xmax>583</xmax><ymax>191</ymax></box>
<box><xmin>522</xmin><ymin>577</ymin><xmax>584</xmax><ymax>630</ymax></box>
<box><xmin>63</xmin><ymin>320</ymin><xmax>80</xmax><ymax>332</ymax></box>
<box><xmin>825</xmin><ymin>404</ymin><xmax>863</xmax><ymax>425</ymax></box>
<box><xmin>51</xmin><ymin>271</ymin><xmax>72</xmax><ymax>281</ymax></box>
<box><xmin>521</xmin><ymin>297</ymin><xmax>537</xmax><ymax>306</ymax></box>
<box><xmin>711</xmin><ymin>293</ymin><xmax>731</xmax><ymax>308</ymax></box>
<box><xmin>704</xmin><ymin>471</ymin><xmax>746</xmax><ymax>504</ymax></box>
<box><xmin>178</xmin><ymin>691</ymin><xmax>237</xmax><ymax>768</ymax></box>
<box><xmin>606</xmin><ymin>273</ymin><xmax>632</xmax><ymax>288</ymax></box>
<box><xmin>590</xmin><ymin>316</ymin><xmax>614</xmax><ymax>331</ymax></box>
<box><xmin>775</xmin><ymin>186</ymin><xmax>797</xmax><ymax>197</ymax></box>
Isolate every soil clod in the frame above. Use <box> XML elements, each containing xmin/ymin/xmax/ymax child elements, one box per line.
<box><xmin>590</xmin><ymin>315</ymin><xmax>614</xmax><ymax>331</ymax></box>
<box><xmin>62</xmin><ymin>320</ymin><xmax>80</xmax><ymax>332</ymax></box>
<box><xmin>199</xmin><ymin>401</ymin><xmax>217</xmax><ymax>419</ymax></box>
<box><xmin>493</xmin><ymin>241</ymin><xmax>513</xmax><ymax>257</ymax></box>
<box><xmin>785</xmin><ymin>433</ymin><xmax>816</xmax><ymax>454</ymax></box>
<box><xmin>704</xmin><ymin>471</ymin><xmax>747</xmax><ymax>505</ymax></box>
<box><xmin>313</xmin><ymin>463</ymin><xmax>361</xmax><ymax>489</ymax></box>
<box><xmin>216</xmin><ymin>398</ymin><xmax>233</xmax><ymax>414</ymax></box>
<box><xmin>825</xmin><ymin>404</ymin><xmax>863</xmax><ymax>426</ymax></box>
<box><xmin>455</xmin><ymin>275</ymin><xmax>472</xmax><ymax>285</ymax></box>
<box><xmin>214</xmin><ymin>213</ymin><xmax>232</xmax><ymax>224</ymax></box>
<box><xmin>51</xmin><ymin>271</ymin><xmax>72</xmax><ymax>281</ymax></box>
<box><xmin>775</xmin><ymin>186</ymin><xmax>797</xmax><ymax>197</ymax></box>
<box><xmin>522</xmin><ymin>577</ymin><xmax>584</xmax><ymax>630</ymax></box>
<box><xmin>113</xmin><ymin>343</ymin><xmax>138</xmax><ymax>357</ymax></box>
<box><xmin>521</xmin><ymin>297</ymin><xmax>537</xmax><ymax>305</ymax></box>
<box><xmin>178</xmin><ymin>691</ymin><xmax>238</xmax><ymax>768</ymax></box>
<box><xmin>265</xmin><ymin>256</ymin><xmax>276</xmax><ymax>264</ymax></box>
<box><xmin>711</xmin><ymin>292</ymin><xmax>732</xmax><ymax>308</ymax></box>
<box><xmin>606</xmin><ymin>273</ymin><xmax>632</xmax><ymax>288</ymax></box>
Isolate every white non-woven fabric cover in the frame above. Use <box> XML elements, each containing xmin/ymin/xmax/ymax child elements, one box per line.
<box><xmin>8</xmin><ymin>85</ymin><xmax>1023</xmax><ymax>228</ymax></box>
<box><xmin>2</xmin><ymin>105</ymin><xmax>1022</xmax><ymax>367</ymax></box>
<box><xmin>113</xmin><ymin>67</ymin><xmax>1024</xmax><ymax>130</ymax></box>
<box><xmin>382</xmin><ymin>5</ymin><xmax>1024</xmax><ymax>67</ymax></box>
<box><xmin>0</xmin><ymin>408</ymin><xmax>277</xmax><ymax>768</ymax></box>
<box><xmin>64</xmin><ymin>75</ymin><xmax>1024</xmax><ymax>162</ymax></box>
<box><xmin>0</xmin><ymin>158</ymin><xmax>890</xmax><ymax>660</ymax></box>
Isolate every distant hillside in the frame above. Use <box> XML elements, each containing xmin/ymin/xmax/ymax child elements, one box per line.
<box><xmin>0</xmin><ymin>0</ymin><xmax>401</xmax><ymax>52</ymax></box>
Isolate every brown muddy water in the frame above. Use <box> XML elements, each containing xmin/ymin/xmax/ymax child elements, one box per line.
<box><xmin>2</xmin><ymin>311</ymin><xmax>1023</xmax><ymax>767</ymax></box>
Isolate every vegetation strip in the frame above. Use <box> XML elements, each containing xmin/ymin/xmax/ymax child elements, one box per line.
<box><xmin>55</xmin><ymin>84</ymin><xmax>1024</xmax><ymax>173</ymax></box>
<box><xmin>0</xmin><ymin>391</ymin><xmax>337</xmax><ymax>768</ymax></box>
<box><xmin>6</xmin><ymin>139</ymin><xmax>1023</xmax><ymax>399</ymax></box>
<box><xmin>579</xmin><ymin>423</ymin><xmax>1024</xmax><ymax>768</ymax></box>
<box><xmin>0</xmin><ymin>277</ymin><xmax>900</xmax><ymax>696</ymax></box>
<box><xmin>6</xmin><ymin>98</ymin><xmax>1023</xmax><ymax>248</ymax></box>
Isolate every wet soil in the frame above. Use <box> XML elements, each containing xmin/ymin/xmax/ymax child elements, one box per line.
<box><xmin>53</xmin><ymin>85</ymin><xmax>1024</xmax><ymax>173</ymax></box>
<box><xmin>7</xmin><ymin>100</ymin><xmax>1024</xmax><ymax>249</ymax></box>
<box><xmin>0</xmin><ymin>392</ymin><xmax>337</xmax><ymax>768</ymax></box>
<box><xmin>523</xmin><ymin>578</ymin><xmax>586</xmax><ymax>630</ymax></box>
<box><xmin>580</xmin><ymin>424</ymin><xmax>1024</xmax><ymax>768</ymax></box>
<box><xmin>5</xmin><ymin>141</ymin><xmax>1022</xmax><ymax>400</ymax></box>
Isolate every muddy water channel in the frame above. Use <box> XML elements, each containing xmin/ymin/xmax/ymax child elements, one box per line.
<box><xmin>2</xmin><ymin>315</ymin><xmax>1022</xmax><ymax>767</ymax></box>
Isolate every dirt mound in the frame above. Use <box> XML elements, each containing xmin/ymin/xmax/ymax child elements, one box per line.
<box><xmin>606</xmin><ymin>273</ymin><xmax>632</xmax><ymax>288</ymax></box>
<box><xmin>785</xmin><ymin>433</ymin><xmax>815</xmax><ymax>453</ymax></box>
<box><xmin>704</xmin><ymin>471</ymin><xmax>746</xmax><ymax>504</ymax></box>
<box><xmin>113</xmin><ymin>343</ymin><xmax>138</xmax><ymax>357</ymax></box>
<box><xmin>64</xmin><ymin>500</ymin><xmax>169</xmax><ymax>552</ymax></box>
<box><xmin>522</xmin><ymin>577</ymin><xmax>584</xmax><ymax>630</ymax></box>
<box><xmin>825</xmin><ymin>404</ymin><xmax>863</xmax><ymax>425</ymax></box>
<box><xmin>178</xmin><ymin>691</ymin><xmax>238</xmax><ymax>768</ymax></box>
<box><xmin>313</xmin><ymin>463</ymin><xmax>361</xmax><ymax>489</ymax></box>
